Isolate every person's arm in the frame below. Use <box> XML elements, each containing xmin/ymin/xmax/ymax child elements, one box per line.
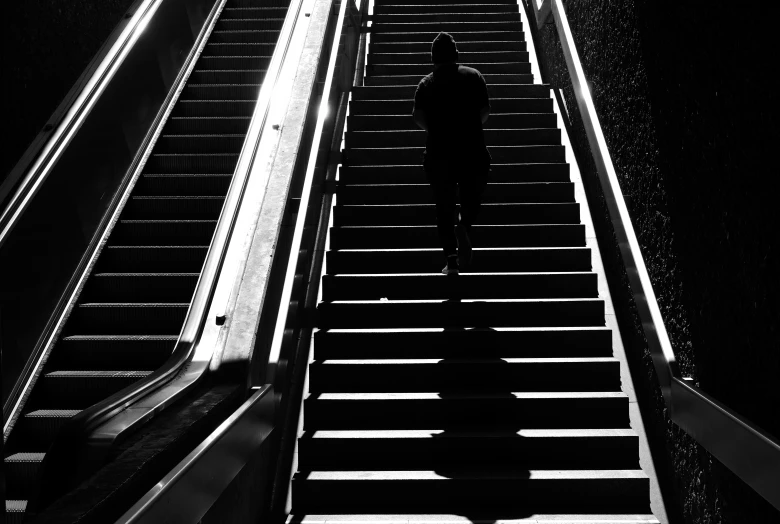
<box><xmin>480</xmin><ymin>104</ymin><xmax>490</xmax><ymax>124</ymax></box>
<box><xmin>413</xmin><ymin>107</ymin><xmax>429</xmax><ymax>131</ymax></box>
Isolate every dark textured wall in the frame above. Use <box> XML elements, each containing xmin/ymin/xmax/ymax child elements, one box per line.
<box><xmin>2</xmin><ymin>0</ymin><xmax>137</xmax><ymax>184</ymax></box>
<box><xmin>528</xmin><ymin>0</ymin><xmax>779</xmax><ymax>522</ymax></box>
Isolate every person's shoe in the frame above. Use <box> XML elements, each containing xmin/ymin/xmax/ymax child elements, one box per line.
<box><xmin>456</xmin><ymin>223</ymin><xmax>473</xmax><ymax>268</ymax></box>
<box><xmin>442</xmin><ymin>255</ymin><xmax>459</xmax><ymax>275</ymax></box>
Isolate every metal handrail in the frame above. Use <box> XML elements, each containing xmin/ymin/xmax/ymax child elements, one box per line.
<box><xmin>526</xmin><ymin>0</ymin><xmax>780</xmax><ymax>510</ymax></box>
<box><xmin>0</xmin><ymin>0</ymin><xmax>162</xmax><ymax>246</ymax></box>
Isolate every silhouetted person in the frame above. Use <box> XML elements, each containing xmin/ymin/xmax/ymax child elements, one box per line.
<box><xmin>413</xmin><ymin>32</ymin><xmax>491</xmax><ymax>275</ymax></box>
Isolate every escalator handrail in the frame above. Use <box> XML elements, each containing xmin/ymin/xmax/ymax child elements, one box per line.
<box><xmin>72</xmin><ymin>0</ymin><xmax>310</xmax><ymax>442</ymax></box>
<box><xmin>114</xmin><ymin>0</ymin><xmax>363</xmax><ymax>519</ymax></box>
<box><xmin>0</xmin><ymin>0</ymin><xmax>161</xmax><ymax>246</ymax></box>
<box><xmin>526</xmin><ymin>0</ymin><xmax>780</xmax><ymax>509</ymax></box>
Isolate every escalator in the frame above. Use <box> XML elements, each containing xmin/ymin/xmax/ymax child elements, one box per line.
<box><xmin>287</xmin><ymin>0</ymin><xmax>662</xmax><ymax>520</ymax></box>
<box><xmin>3</xmin><ymin>0</ymin><xmax>290</xmax><ymax>519</ymax></box>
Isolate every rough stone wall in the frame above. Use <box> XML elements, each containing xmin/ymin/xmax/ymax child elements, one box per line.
<box><xmin>2</xmin><ymin>0</ymin><xmax>137</xmax><ymax>183</ymax></box>
<box><xmin>527</xmin><ymin>1</ymin><xmax>779</xmax><ymax>522</ymax></box>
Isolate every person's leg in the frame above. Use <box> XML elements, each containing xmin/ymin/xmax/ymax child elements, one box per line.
<box><xmin>458</xmin><ymin>167</ymin><xmax>489</xmax><ymax>234</ymax></box>
<box><xmin>429</xmin><ymin>177</ymin><xmax>458</xmax><ymax>258</ymax></box>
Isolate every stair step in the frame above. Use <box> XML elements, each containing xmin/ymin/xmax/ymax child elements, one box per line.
<box><xmin>333</xmin><ymin>203</ymin><xmax>580</xmax><ymax>226</ymax></box>
<box><xmin>33</xmin><ymin>370</ymin><xmax>153</xmax><ymax>409</ymax></box>
<box><xmin>126</xmin><ymin>196</ymin><xmax>226</xmax><ymax>219</ymax></box>
<box><xmin>286</xmin><ymin>515</ymin><xmax>661</xmax><ymax>524</ymax></box>
<box><xmin>366</xmin><ymin>62</ymin><xmax>530</xmax><ymax>76</ymax></box>
<box><xmin>338</xmin><ymin>182</ymin><xmax>573</xmax><ymax>205</ymax></box>
<box><xmin>351</xmin><ymin>98</ymin><xmax>550</xmax><ymax>116</ymax></box>
<box><xmin>292</xmin><ymin>469</ymin><xmax>648</xmax><ymax>513</ymax></box>
<box><xmin>351</xmin><ymin>84</ymin><xmax>549</xmax><ymax>100</ymax></box>
<box><xmin>370</xmin><ymin>31</ymin><xmax>524</xmax><ymax>44</ymax></box>
<box><xmin>365</xmin><ymin>73</ymin><xmax>534</xmax><ymax>85</ymax></box>
<box><xmin>81</xmin><ymin>273</ymin><xmax>199</xmax><ymax>302</ymax></box>
<box><xmin>299</xmin><ymin>428</ymin><xmax>639</xmax><ymax>470</ymax></box>
<box><xmin>338</xmin><ymin>163</ymin><xmax>570</xmax><ymax>184</ymax></box>
<box><xmin>344</xmin><ymin>145</ymin><xmax>564</xmax><ymax>165</ymax></box>
<box><xmin>5</xmin><ymin>500</ymin><xmax>27</xmax><ymax>524</ymax></box>
<box><xmin>374</xmin><ymin>0</ymin><xmax>518</xmax><ymax>4</ymax></box>
<box><xmin>321</xmin><ymin>272</ymin><xmax>596</xmax><ymax>300</ymax></box>
<box><xmin>69</xmin><ymin>303</ymin><xmax>189</xmax><ymax>335</ymax></box>
<box><xmin>112</xmin><ymin>219</ymin><xmax>217</xmax><ymax>245</ymax></box>
<box><xmin>325</xmin><ymin>247</ymin><xmax>592</xmax><ymax>274</ymax></box>
<box><xmin>330</xmin><ymin>224</ymin><xmax>585</xmax><ymax>249</ymax></box>
<box><xmin>348</xmin><ymin>113</ymin><xmax>556</xmax><ymax>131</ymax></box>
<box><xmin>54</xmin><ymin>335</ymin><xmax>176</xmax><ymax>370</ymax></box>
<box><xmin>309</xmin><ymin>357</ymin><xmax>620</xmax><ymax>392</ymax></box>
<box><xmin>345</xmin><ymin>128</ymin><xmax>559</xmax><ymax>148</ymax></box>
<box><xmin>304</xmin><ymin>391</ymin><xmax>628</xmax><ymax>429</ymax></box>
<box><xmin>98</xmin><ymin>246</ymin><xmax>208</xmax><ymax>272</ymax></box>
<box><xmin>371</xmin><ymin>21</ymin><xmax>523</xmax><ymax>33</ymax></box>
<box><xmin>373</xmin><ymin>12</ymin><xmax>521</xmax><ymax>23</ymax></box>
<box><xmin>4</xmin><ymin>453</ymin><xmax>45</xmax><ymax>498</ymax></box>
<box><xmin>374</xmin><ymin>4</ymin><xmax>521</xmax><ymax>15</ymax></box>
<box><xmin>370</xmin><ymin>40</ymin><xmax>526</xmax><ymax>53</ymax></box>
<box><xmin>317</xmin><ymin>298</ymin><xmax>604</xmax><ymax>329</ymax></box>
<box><xmin>368</xmin><ymin>50</ymin><xmax>528</xmax><ymax>65</ymax></box>
<box><xmin>313</xmin><ymin>327</ymin><xmax>613</xmax><ymax>359</ymax></box>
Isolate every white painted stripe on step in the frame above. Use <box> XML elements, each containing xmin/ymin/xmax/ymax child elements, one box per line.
<box><xmin>318</xmin><ymin>357</ymin><xmax>617</xmax><ymax>365</ymax></box>
<box><xmin>327</xmin><ymin>297</ymin><xmax>601</xmax><ymax>304</ymax></box>
<box><xmin>303</xmin><ymin>469</ymin><xmax>648</xmax><ymax>480</ymax></box>
<box><xmin>319</xmin><ymin>326</ymin><xmax>610</xmax><ymax>333</ymax></box>
<box><xmin>307</xmin><ymin>428</ymin><xmax>637</xmax><ymax>438</ymax></box>
<box><xmin>313</xmin><ymin>392</ymin><xmax>627</xmax><ymax>400</ymax></box>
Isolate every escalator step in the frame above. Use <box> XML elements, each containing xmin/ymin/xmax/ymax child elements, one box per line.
<box><xmin>338</xmin><ymin>163</ymin><xmax>570</xmax><ymax>184</ymax></box>
<box><xmin>70</xmin><ymin>303</ymin><xmax>189</xmax><ymax>335</ymax></box>
<box><xmin>55</xmin><ymin>335</ymin><xmax>176</xmax><ymax>370</ymax></box>
<box><xmin>182</xmin><ymin>84</ymin><xmax>262</xmax><ymax>101</ymax></box>
<box><xmin>190</xmin><ymin>69</ymin><xmax>266</xmax><ymax>84</ymax></box>
<box><xmin>203</xmin><ymin>42</ymin><xmax>276</xmax><ymax>56</ymax></box>
<box><xmin>216</xmin><ymin>19</ymin><xmax>287</xmax><ymax>32</ymax></box>
<box><xmin>220</xmin><ymin>9</ymin><xmax>286</xmax><ymax>21</ymax></box>
<box><xmin>38</xmin><ymin>370</ymin><xmax>153</xmax><ymax>409</ymax></box>
<box><xmin>4</xmin><ymin>453</ymin><xmax>44</xmax><ymax>497</ymax></box>
<box><xmin>135</xmin><ymin>174</ymin><xmax>233</xmax><ymax>195</ymax></box>
<box><xmin>147</xmin><ymin>153</ymin><xmax>240</xmax><ymax>173</ymax></box>
<box><xmin>165</xmin><ymin>116</ymin><xmax>251</xmax><ymax>134</ymax></box>
<box><xmin>318</xmin><ymin>298</ymin><xmax>604</xmax><ymax>329</ymax></box>
<box><xmin>18</xmin><ymin>410</ymin><xmax>80</xmax><ymax>449</ymax></box>
<box><xmin>325</xmin><ymin>247</ymin><xmax>592</xmax><ymax>274</ymax></box>
<box><xmin>196</xmin><ymin>54</ymin><xmax>272</xmax><ymax>71</ymax></box>
<box><xmin>313</xmin><ymin>327</ymin><xmax>613</xmax><ymax>359</ymax></box>
<box><xmin>98</xmin><ymin>246</ymin><xmax>209</xmax><ymax>272</ymax></box>
<box><xmin>156</xmin><ymin>134</ymin><xmax>247</xmax><ymax>154</ymax></box>
<box><xmin>321</xmin><ymin>272</ymin><xmax>596</xmax><ymax>301</ymax></box>
<box><xmin>209</xmin><ymin>29</ymin><xmax>282</xmax><ymax>44</ymax></box>
<box><xmin>173</xmin><ymin>100</ymin><xmax>256</xmax><ymax>118</ymax></box>
<box><xmin>82</xmin><ymin>273</ymin><xmax>199</xmax><ymax>302</ymax></box>
<box><xmin>126</xmin><ymin>196</ymin><xmax>226</xmax><ymax>219</ymax></box>
<box><xmin>112</xmin><ymin>219</ymin><xmax>217</xmax><ymax>245</ymax></box>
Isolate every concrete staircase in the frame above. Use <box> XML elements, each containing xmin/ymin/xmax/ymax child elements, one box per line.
<box><xmin>288</xmin><ymin>0</ymin><xmax>661</xmax><ymax>521</ymax></box>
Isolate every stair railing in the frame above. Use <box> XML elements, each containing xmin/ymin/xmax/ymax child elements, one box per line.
<box><xmin>525</xmin><ymin>0</ymin><xmax>779</xmax><ymax>510</ymax></box>
<box><xmin>114</xmin><ymin>0</ymin><xmax>365</xmax><ymax>520</ymax></box>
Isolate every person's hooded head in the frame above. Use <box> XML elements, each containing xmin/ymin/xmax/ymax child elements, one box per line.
<box><xmin>431</xmin><ymin>32</ymin><xmax>458</xmax><ymax>64</ymax></box>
